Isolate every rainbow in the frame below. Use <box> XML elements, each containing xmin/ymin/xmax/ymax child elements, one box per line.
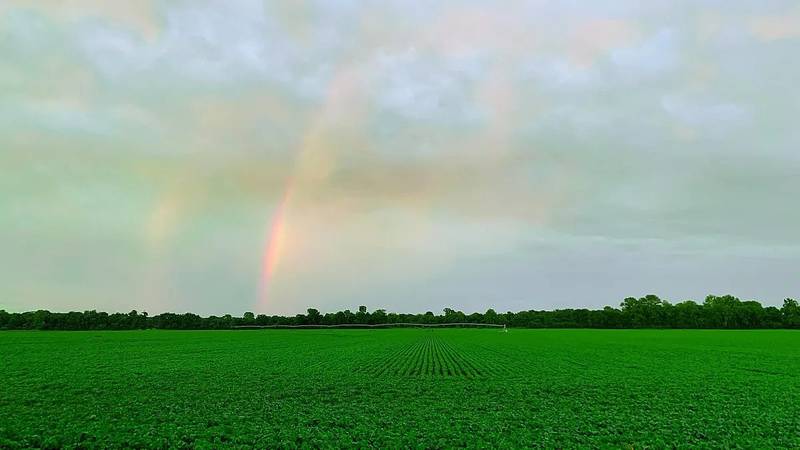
<box><xmin>260</xmin><ymin>184</ymin><xmax>292</xmax><ymax>307</ymax></box>
<box><xmin>256</xmin><ymin>67</ymin><xmax>365</xmax><ymax>312</ymax></box>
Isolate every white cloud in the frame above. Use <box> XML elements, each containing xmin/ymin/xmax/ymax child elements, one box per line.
<box><xmin>521</xmin><ymin>58</ymin><xmax>597</xmax><ymax>91</ymax></box>
<box><xmin>369</xmin><ymin>48</ymin><xmax>485</xmax><ymax>125</ymax></box>
<box><xmin>77</xmin><ymin>0</ymin><xmax>335</xmax><ymax>96</ymax></box>
<box><xmin>661</xmin><ymin>94</ymin><xmax>750</xmax><ymax>128</ymax></box>
<box><xmin>610</xmin><ymin>28</ymin><xmax>680</xmax><ymax>81</ymax></box>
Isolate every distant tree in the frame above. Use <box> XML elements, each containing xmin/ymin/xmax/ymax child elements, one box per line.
<box><xmin>782</xmin><ymin>298</ymin><xmax>800</xmax><ymax>328</ymax></box>
<box><xmin>621</xmin><ymin>295</ymin><xmax>664</xmax><ymax>327</ymax></box>
<box><xmin>342</xmin><ymin>310</ymin><xmax>354</xmax><ymax>324</ymax></box>
<box><xmin>737</xmin><ymin>301</ymin><xmax>765</xmax><ymax>328</ymax></box>
<box><xmin>674</xmin><ymin>301</ymin><xmax>702</xmax><ymax>328</ymax></box>
<box><xmin>127</xmin><ymin>310</ymin><xmax>147</xmax><ymax>329</ymax></box>
<box><xmin>371</xmin><ymin>309</ymin><xmax>387</xmax><ymax>324</ymax></box>
<box><xmin>600</xmin><ymin>306</ymin><xmax>623</xmax><ymax>328</ymax></box>
<box><xmin>355</xmin><ymin>306</ymin><xmax>369</xmax><ymax>324</ymax></box>
<box><xmin>703</xmin><ymin>295</ymin><xmax>741</xmax><ymax>328</ymax></box>
<box><xmin>242</xmin><ymin>312</ymin><xmax>255</xmax><ymax>325</ymax></box>
<box><xmin>467</xmin><ymin>312</ymin><xmax>484</xmax><ymax>324</ymax></box>
<box><xmin>31</xmin><ymin>310</ymin><xmax>50</xmax><ymax>330</ymax></box>
<box><xmin>763</xmin><ymin>306</ymin><xmax>782</xmax><ymax>328</ymax></box>
<box><xmin>306</xmin><ymin>308</ymin><xmax>321</xmax><ymax>325</ymax></box>
<box><xmin>2</xmin><ymin>293</ymin><xmax>797</xmax><ymax>330</ymax></box>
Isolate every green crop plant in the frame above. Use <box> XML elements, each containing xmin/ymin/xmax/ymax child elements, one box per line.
<box><xmin>2</xmin><ymin>329</ymin><xmax>800</xmax><ymax>447</ymax></box>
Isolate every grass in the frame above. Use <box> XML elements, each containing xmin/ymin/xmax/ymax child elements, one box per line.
<box><xmin>2</xmin><ymin>329</ymin><xmax>800</xmax><ymax>448</ymax></box>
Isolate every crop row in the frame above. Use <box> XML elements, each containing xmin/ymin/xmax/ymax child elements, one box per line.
<box><xmin>360</xmin><ymin>334</ymin><xmax>496</xmax><ymax>378</ymax></box>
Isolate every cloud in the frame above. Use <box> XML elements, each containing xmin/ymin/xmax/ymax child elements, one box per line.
<box><xmin>661</xmin><ymin>94</ymin><xmax>750</xmax><ymax>134</ymax></box>
<box><xmin>610</xmin><ymin>28</ymin><xmax>681</xmax><ymax>81</ymax></box>
<box><xmin>749</xmin><ymin>14</ymin><xmax>800</xmax><ymax>41</ymax></box>
<box><xmin>369</xmin><ymin>48</ymin><xmax>485</xmax><ymax>125</ymax></box>
<box><xmin>78</xmin><ymin>1</ymin><xmax>295</xmax><ymax>85</ymax></box>
<box><xmin>1</xmin><ymin>0</ymin><xmax>799</xmax><ymax>314</ymax></box>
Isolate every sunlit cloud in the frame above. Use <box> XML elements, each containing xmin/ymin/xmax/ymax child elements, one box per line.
<box><xmin>749</xmin><ymin>14</ymin><xmax>800</xmax><ymax>41</ymax></box>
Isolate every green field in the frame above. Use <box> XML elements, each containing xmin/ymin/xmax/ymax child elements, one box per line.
<box><xmin>2</xmin><ymin>329</ymin><xmax>800</xmax><ymax>448</ymax></box>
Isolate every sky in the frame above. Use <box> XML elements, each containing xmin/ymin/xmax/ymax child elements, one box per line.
<box><xmin>1</xmin><ymin>0</ymin><xmax>798</xmax><ymax>316</ymax></box>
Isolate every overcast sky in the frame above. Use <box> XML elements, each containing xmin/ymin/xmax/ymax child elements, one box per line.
<box><xmin>1</xmin><ymin>0</ymin><xmax>798</xmax><ymax>315</ymax></box>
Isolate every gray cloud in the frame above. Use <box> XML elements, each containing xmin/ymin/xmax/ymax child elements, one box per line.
<box><xmin>0</xmin><ymin>0</ymin><xmax>798</xmax><ymax>314</ymax></box>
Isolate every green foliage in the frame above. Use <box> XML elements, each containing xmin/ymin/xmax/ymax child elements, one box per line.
<box><xmin>2</xmin><ymin>329</ymin><xmax>800</xmax><ymax>447</ymax></box>
<box><xmin>783</xmin><ymin>299</ymin><xmax>800</xmax><ymax>328</ymax></box>
<box><xmin>1</xmin><ymin>295</ymin><xmax>799</xmax><ymax>330</ymax></box>
<box><xmin>242</xmin><ymin>312</ymin><xmax>255</xmax><ymax>324</ymax></box>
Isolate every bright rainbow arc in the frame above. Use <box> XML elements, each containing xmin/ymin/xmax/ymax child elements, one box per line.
<box><xmin>256</xmin><ymin>67</ymin><xmax>364</xmax><ymax>312</ymax></box>
<box><xmin>255</xmin><ymin>52</ymin><xmax>520</xmax><ymax>313</ymax></box>
<box><xmin>260</xmin><ymin>184</ymin><xmax>293</xmax><ymax>308</ymax></box>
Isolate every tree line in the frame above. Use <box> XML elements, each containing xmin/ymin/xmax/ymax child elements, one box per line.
<box><xmin>1</xmin><ymin>295</ymin><xmax>799</xmax><ymax>331</ymax></box>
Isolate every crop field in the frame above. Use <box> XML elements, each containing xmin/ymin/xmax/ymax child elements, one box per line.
<box><xmin>2</xmin><ymin>329</ymin><xmax>800</xmax><ymax>447</ymax></box>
